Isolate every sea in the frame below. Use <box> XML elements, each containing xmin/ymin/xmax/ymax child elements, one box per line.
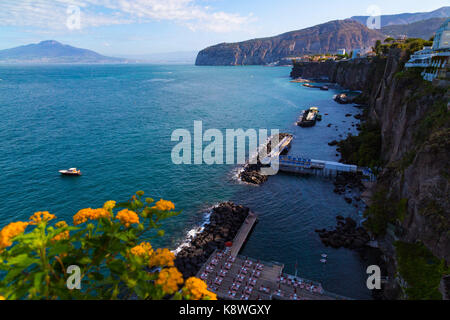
<box><xmin>0</xmin><ymin>64</ymin><xmax>371</xmax><ymax>299</ymax></box>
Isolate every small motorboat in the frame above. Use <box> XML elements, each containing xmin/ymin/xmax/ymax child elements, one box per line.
<box><xmin>321</xmin><ymin>254</ymin><xmax>328</xmax><ymax>258</ymax></box>
<box><xmin>320</xmin><ymin>259</ymin><xmax>327</xmax><ymax>264</ymax></box>
<box><xmin>59</xmin><ymin>168</ymin><xmax>82</xmax><ymax>176</ymax></box>
<box><xmin>320</xmin><ymin>86</ymin><xmax>329</xmax><ymax>91</ymax></box>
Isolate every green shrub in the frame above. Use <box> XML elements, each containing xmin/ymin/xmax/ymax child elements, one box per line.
<box><xmin>0</xmin><ymin>192</ymin><xmax>216</xmax><ymax>300</ymax></box>
<box><xmin>395</xmin><ymin>241</ymin><xmax>447</xmax><ymax>300</ymax></box>
<box><xmin>337</xmin><ymin>122</ymin><xmax>382</xmax><ymax>169</ymax></box>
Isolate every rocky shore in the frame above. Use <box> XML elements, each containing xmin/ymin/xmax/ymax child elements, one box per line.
<box><xmin>174</xmin><ymin>202</ymin><xmax>250</xmax><ymax>278</ymax></box>
<box><xmin>316</xmin><ymin>216</ymin><xmax>370</xmax><ymax>249</ymax></box>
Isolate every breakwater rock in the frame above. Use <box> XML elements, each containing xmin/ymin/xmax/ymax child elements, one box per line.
<box><xmin>316</xmin><ymin>216</ymin><xmax>370</xmax><ymax>249</ymax></box>
<box><xmin>239</xmin><ymin>133</ymin><xmax>292</xmax><ymax>185</ymax></box>
<box><xmin>333</xmin><ymin>172</ymin><xmax>364</xmax><ymax>196</ymax></box>
<box><xmin>240</xmin><ymin>167</ymin><xmax>268</xmax><ymax>185</ymax></box>
<box><xmin>174</xmin><ymin>202</ymin><xmax>250</xmax><ymax>278</ymax></box>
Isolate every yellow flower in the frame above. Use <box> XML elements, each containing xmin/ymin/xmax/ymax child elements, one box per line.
<box><xmin>116</xmin><ymin>209</ymin><xmax>139</xmax><ymax>228</ymax></box>
<box><xmin>0</xmin><ymin>295</ymin><xmax>5</xmax><ymax>300</ymax></box>
<box><xmin>51</xmin><ymin>221</ymin><xmax>69</xmax><ymax>242</ymax></box>
<box><xmin>131</xmin><ymin>242</ymin><xmax>153</xmax><ymax>258</ymax></box>
<box><xmin>29</xmin><ymin>211</ymin><xmax>56</xmax><ymax>225</ymax></box>
<box><xmin>152</xmin><ymin>199</ymin><xmax>175</xmax><ymax>211</ymax></box>
<box><xmin>149</xmin><ymin>248</ymin><xmax>175</xmax><ymax>267</ymax></box>
<box><xmin>155</xmin><ymin>267</ymin><xmax>184</xmax><ymax>294</ymax></box>
<box><xmin>73</xmin><ymin>208</ymin><xmax>111</xmax><ymax>226</ymax></box>
<box><xmin>183</xmin><ymin>277</ymin><xmax>217</xmax><ymax>300</ymax></box>
<box><xmin>103</xmin><ymin>201</ymin><xmax>116</xmax><ymax>211</ymax></box>
<box><xmin>0</xmin><ymin>221</ymin><xmax>29</xmax><ymax>250</ymax></box>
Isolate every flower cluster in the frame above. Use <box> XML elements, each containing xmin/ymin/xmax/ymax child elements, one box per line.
<box><xmin>103</xmin><ymin>201</ymin><xmax>116</xmax><ymax>211</ymax></box>
<box><xmin>51</xmin><ymin>221</ymin><xmax>69</xmax><ymax>242</ymax></box>
<box><xmin>155</xmin><ymin>267</ymin><xmax>184</xmax><ymax>294</ymax></box>
<box><xmin>0</xmin><ymin>221</ymin><xmax>29</xmax><ymax>250</ymax></box>
<box><xmin>152</xmin><ymin>199</ymin><xmax>175</xmax><ymax>211</ymax></box>
<box><xmin>149</xmin><ymin>248</ymin><xmax>175</xmax><ymax>267</ymax></box>
<box><xmin>182</xmin><ymin>277</ymin><xmax>217</xmax><ymax>300</ymax></box>
<box><xmin>29</xmin><ymin>211</ymin><xmax>56</xmax><ymax>225</ymax></box>
<box><xmin>130</xmin><ymin>242</ymin><xmax>153</xmax><ymax>258</ymax></box>
<box><xmin>73</xmin><ymin>208</ymin><xmax>111</xmax><ymax>226</ymax></box>
<box><xmin>115</xmin><ymin>209</ymin><xmax>140</xmax><ymax>228</ymax></box>
<box><xmin>0</xmin><ymin>295</ymin><xmax>4</xmax><ymax>300</ymax></box>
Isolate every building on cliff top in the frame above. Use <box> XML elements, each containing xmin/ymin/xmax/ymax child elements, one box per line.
<box><xmin>406</xmin><ymin>18</ymin><xmax>449</xmax><ymax>82</ymax></box>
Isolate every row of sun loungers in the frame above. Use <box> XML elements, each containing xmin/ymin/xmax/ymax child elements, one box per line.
<box><xmin>200</xmin><ymin>249</ymin><xmax>327</xmax><ymax>300</ymax></box>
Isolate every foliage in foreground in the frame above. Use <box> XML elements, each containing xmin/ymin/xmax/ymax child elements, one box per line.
<box><xmin>0</xmin><ymin>191</ymin><xmax>216</xmax><ymax>300</ymax></box>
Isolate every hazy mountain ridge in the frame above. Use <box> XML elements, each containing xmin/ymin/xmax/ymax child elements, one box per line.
<box><xmin>196</xmin><ymin>20</ymin><xmax>384</xmax><ymax>66</ymax></box>
<box><xmin>350</xmin><ymin>6</ymin><xmax>449</xmax><ymax>27</ymax></box>
<box><xmin>0</xmin><ymin>40</ymin><xmax>127</xmax><ymax>64</ymax></box>
<box><xmin>381</xmin><ymin>17</ymin><xmax>448</xmax><ymax>40</ymax></box>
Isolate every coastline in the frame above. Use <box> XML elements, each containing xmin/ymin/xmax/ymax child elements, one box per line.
<box><xmin>172</xmin><ymin>69</ymin><xmax>374</xmax><ymax>298</ymax></box>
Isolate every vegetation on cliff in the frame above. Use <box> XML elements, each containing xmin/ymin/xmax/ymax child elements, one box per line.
<box><xmin>0</xmin><ymin>191</ymin><xmax>216</xmax><ymax>300</ymax></box>
<box><xmin>337</xmin><ymin>122</ymin><xmax>382</xmax><ymax>169</ymax></box>
<box><xmin>395</xmin><ymin>241</ymin><xmax>448</xmax><ymax>300</ymax></box>
<box><xmin>363</xmin><ymin>189</ymin><xmax>407</xmax><ymax>236</ymax></box>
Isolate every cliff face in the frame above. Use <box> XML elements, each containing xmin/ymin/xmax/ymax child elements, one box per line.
<box><xmin>196</xmin><ymin>20</ymin><xmax>383</xmax><ymax>66</ymax></box>
<box><xmin>291</xmin><ymin>51</ymin><xmax>449</xmax><ymax>297</ymax></box>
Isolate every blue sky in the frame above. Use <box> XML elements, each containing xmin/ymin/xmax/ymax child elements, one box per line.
<box><xmin>0</xmin><ymin>0</ymin><xmax>448</xmax><ymax>56</ymax></box>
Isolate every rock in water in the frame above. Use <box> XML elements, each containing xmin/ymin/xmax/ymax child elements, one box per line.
<box><xmin>315</xmin><ymin>216</ymin><xmax>370</xmax><ymax>249</ymax></box>
<box><xmin>174</xmin><ymin>202</ymin><xmax>250</xmax><ymax>278</ymax></box>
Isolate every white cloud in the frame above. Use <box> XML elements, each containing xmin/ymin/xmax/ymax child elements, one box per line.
<box><xmin>0</xmin><ymin>0</ymin><xmax>254</xmax><ymax>33</ymax></box>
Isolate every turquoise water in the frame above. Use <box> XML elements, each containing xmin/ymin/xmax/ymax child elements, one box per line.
<box><xmin>0</xmin><ymin>64</ymin><xmax>370</xmax><ymax>299</ymax></box>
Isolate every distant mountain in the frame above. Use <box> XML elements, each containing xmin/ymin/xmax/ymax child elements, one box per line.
<box><xmin>114</xmin><ymin>51</ymin><xmax>198</xmax><ymax>64</ymax></box>
<box><xmin>0</xmin><ymin>40</ymin><xmax>127</xmax><ymax>64</ymax></box>
<box><xmin>350</xmin><ymin>6</ymin><xmax>449</xmax><ymax>27</ymax></box>
<box><xmin>196</xmin><ymin>20</ymin><xmax>384</xmax><ymax>66</ymax></box>
<box><xmin>381</xmin><ymin>18</ymin><xmax>448</xmax><ymax>40</ymax></box>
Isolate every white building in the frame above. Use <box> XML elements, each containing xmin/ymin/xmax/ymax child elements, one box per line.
<box><xmin>405</xmin><ymin>19</ymin><xmax>449</xmax><ymax>81</ymax></box>
<box><xmin>405</xmin><ymin>47</ymin><xmax>434</xmax><ymax>68</ymax></box>
<box><xmin>337</xmin><ymin>49</ymin><xmax>346</xmax><ymax>55</ymax></box>
<box><xmin>432</xmin><ymin>19</ymin><xmax>450</xmax><ymax>50</ymax></box>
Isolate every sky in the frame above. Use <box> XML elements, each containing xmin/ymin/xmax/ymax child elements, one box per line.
<box><xmin>0</xmin><ymin>0</ymin><xmax>448</xmax><ymax>56</ymax></box>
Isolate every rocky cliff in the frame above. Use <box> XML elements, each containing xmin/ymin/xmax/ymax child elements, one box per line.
<box><xmin>196</xmin><ymin>20</ymin><xmax>383</xmax><ymax>66</ymax></box>
<box><xmin>291</xmin><ymin>51</ymin><xmax>449</xmax><ymax>299</ymax></box>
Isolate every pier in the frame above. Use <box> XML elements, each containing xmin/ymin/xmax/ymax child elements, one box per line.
<box><xmin>229</xmin><ymin>212</ymin><xmax>258</xmax><ymax>257</ymax></box>
<box><xmin>278</xmin><ymin>155</ymin><xmax>376</xmax><ymax>181</ymax></box>
<box><xmin>196</xmin><ymin>211</ymin><xmax>351</xmax><ymax>301</ymax></box>
<box><xmin>244</xmin><ymin>134</ymin><xmax>376</xmax><ymax>183</ymax></box>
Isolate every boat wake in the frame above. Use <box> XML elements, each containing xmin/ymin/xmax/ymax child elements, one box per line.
<box><xmin>145</xmin><ymin>78</ymin><xmax>175</xmax><ymax>83</ymax></box>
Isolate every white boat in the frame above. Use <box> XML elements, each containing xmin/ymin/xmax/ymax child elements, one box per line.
<box><xmin>59</xmin><ymin>168</ymin><xmax>82</xmax><ymax>176</ymax></box>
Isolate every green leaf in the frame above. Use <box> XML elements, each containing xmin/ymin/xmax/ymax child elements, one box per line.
<box><xmin>79</xmin><ymin>257</ymin><xmax>92</xmax><ymax>265</ymax></box>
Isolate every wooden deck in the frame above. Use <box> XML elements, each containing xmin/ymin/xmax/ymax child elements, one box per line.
<box><xmin>195</xmin><ymin>210</ymin><xmax>351</xmax><ymax>300</ymax></box>
<box><xmin>230</xmin><ymin>212</ymin><xmax>257</xmax><ymax>257</ymax></box>
<box><xmin>197</xmin><ymin>252</ymin><xmax>344</xmax><ymax>300</ymax></box>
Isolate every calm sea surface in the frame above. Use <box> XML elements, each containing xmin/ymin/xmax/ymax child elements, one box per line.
<box><xmin>0</xmin><ymin>64</ymin><xmax>370</xmax><ymax>299</ymax></box>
